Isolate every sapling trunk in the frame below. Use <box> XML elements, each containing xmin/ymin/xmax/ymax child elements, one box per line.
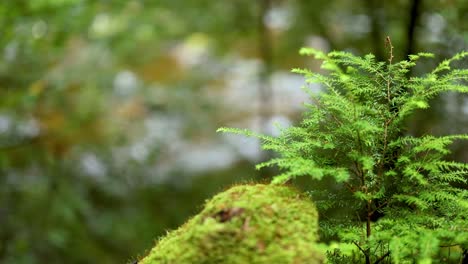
<box><xmin>366</xmin><ymin>200</ymin><xmax>372</xmax><ymax>264</ymax></box>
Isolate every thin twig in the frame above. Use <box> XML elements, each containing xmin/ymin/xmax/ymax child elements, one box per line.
<box><xmin>373</xmin><ymin>251</ymin><xmax>391</xmax><ymax>264</ymax></box>
<box><xmin>309</xmin><ymin>95</ymin><xmax>343</xmax><ymax>126</ymax></box>
<box><xmin>353</xmin><ymin>241</ymin><xmax>368</xmax><ymax>257</ymax></box>
<box><xmin>344</xmin><ymin>182</ymin><xmax>357</xmax><ymax>192</ymax></box>
<box><xmin>370</xmin><ymin>200</ymin><xmax>389</xmax><ymax>215</ymax></box>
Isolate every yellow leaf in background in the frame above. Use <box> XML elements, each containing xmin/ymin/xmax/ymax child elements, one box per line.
<box><xmin>116</xmin><ymin>98</ymin><xmax>147</xmax><ymax>119</ymax></box>
<box><xmin>138</xmin><ymin>55</ymin><xmax>183</xmax><ymax>83</ymax></box>
<box><xmin>29</xmin><ymin>80</ymin><xmax>46</xmax><ymax>96</ymax></box>
<box><xmin>41</xmin><ymin>111</ymin><xmax>65</xmax><ymax>132</ymax></box>
<box><xmin>185</xmin><ymin>32</ymin><xmax>211</xmax><ymax>47</ymax></box>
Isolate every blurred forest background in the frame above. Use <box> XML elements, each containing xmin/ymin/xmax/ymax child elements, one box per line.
<box><xmin>0</xmin><ymin>0</ymin><xmax>467</xmax><ymax>263</ymax></box>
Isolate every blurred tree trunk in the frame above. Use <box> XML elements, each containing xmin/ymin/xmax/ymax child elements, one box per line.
<box><xmin>258</xmin><ymin>0</ymin><xmax>274</xmax><ymax>178</ymax></box>
<box><xmin>258</xmin><ymin>0</ymin><xmax>273</xmax><ymax>128</ymax></box>
<box><xmin>366</xmin><ymin>0</ymin><xmax>384</xmax><ymax>61</ymax></box>
<box><xmin>405</xmin><ymin>0</ymin><xmax>422</xmax><ymax>60</ymax></box>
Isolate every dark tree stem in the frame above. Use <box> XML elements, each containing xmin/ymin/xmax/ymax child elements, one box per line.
<box><xmin>258</xmin><ymin>0</ymin><xmax>273</xmax><ymax>131</ymax></box>
<box><xmin>405</xmin><ymin>0</ymin><xmax>422</xmax><ymax>60</ymax></box>
<box><xmin>366</xmin><ymin>0</ymin><xmax>384</xmax><ymax>61</ymax></box>
<box><xmin>366</xmin><ymin>199</ymin><xmax>372</xmax><ymax>264</ymax></box>
<box><xmin>257</xmin><ymin>0</ymin><xmax>274</xmax><ymax>178</ymax></box>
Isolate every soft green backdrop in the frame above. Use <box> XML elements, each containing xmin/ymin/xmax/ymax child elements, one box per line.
<box><xmin>0</xmin><ymin>0</ymin><xmax>466</xmax><ymax>263</ymax></box>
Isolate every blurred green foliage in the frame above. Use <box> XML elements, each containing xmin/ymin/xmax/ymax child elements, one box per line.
<box><xmin>0</xmin><ymin>0</ymin><xmax>466</xmax><ymax>263</ymax></box>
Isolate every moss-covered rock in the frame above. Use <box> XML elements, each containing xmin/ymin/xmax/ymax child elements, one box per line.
<box><xmin>138</xmin><ymin>184</ymin><xmax>323</xmax><ymax>264</ymax></box>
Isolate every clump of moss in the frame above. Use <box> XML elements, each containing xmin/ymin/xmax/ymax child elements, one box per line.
<box><xmin>139</xmin><ymin>184</ymin><xmax>323</xmax><ymax>264</ymax></box>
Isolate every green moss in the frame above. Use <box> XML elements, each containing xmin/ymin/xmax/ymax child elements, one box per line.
<box><xmin>139</xmin><ymin>184</ymin><xmax>323</xmax><ymax>264</ymax></box>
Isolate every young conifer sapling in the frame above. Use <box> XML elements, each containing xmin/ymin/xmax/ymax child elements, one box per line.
<box><xmin>218</xmin><ymin>39</ymin><xmax>468</xmax><ymax>263</ymax></box>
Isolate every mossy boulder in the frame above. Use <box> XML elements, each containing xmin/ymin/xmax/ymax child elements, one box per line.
<box><xmin>138</xmin><ymin>184</ymin><xmax>323</xmax><ymax>264</ymax></box>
